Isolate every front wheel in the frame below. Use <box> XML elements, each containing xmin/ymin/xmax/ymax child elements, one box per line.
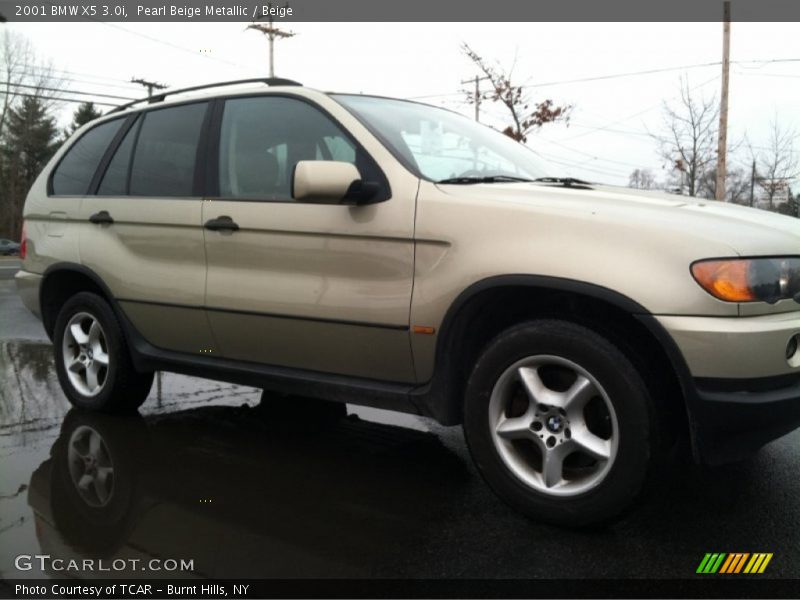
<box><xmin>463</xmin><ymin>319</ymin><xmax>654</xmax><ymax>526</ymax></box>
<box><xmin>54</xmin><ymin>292</ymin><xmax>153</xmax><ymax>413</ymax></box>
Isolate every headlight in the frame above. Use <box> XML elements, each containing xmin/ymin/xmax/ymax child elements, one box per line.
<box><xmin>691</xmin><ymin>257</ymin><xmax>800</xmax><ymax>304</ymax></box>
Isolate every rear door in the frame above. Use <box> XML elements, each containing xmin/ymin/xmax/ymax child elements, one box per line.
<box><xmin>76</xmin><ymin>102</ymin><xmax>217</xmax><ymax>355</ymax></box>
<box><xmin>202</xmin><ymin>95</ymin><xmax>416</xmax><ymax>382</ymax></box>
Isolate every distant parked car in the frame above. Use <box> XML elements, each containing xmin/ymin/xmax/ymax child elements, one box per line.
<box><xmin>0</xmin><ymin>238</ymin><xmax>19</xmax><ymax>255</ymax></box>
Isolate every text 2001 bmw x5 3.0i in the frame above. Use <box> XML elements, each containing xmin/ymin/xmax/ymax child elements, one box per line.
<box><xmin>14</xmin><ymin>79</ymin><xmax>800</xmax><ymax>525</ymax></box>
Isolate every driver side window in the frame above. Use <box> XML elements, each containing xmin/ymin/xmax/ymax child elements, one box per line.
<box><xmin>218</xmin><ymin>97</ymin><xmax>359</xmax><ymax>201</ymax></box>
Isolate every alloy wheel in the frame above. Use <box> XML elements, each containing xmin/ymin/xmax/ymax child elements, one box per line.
<box><xmin>62</xmin><ymin>312</ymin><xmax>109</xmax><ymax>397</ymax></box>
<box><xmin>488</xmin><ymin>354</ymin><xmax>619</xmax><ymax>497</ymax></box>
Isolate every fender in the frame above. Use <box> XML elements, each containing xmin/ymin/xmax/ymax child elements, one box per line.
<box><xmin>415</xmin><ymin>274</ymin><xmax>698</xmax><ymax>442</ymax></box>
<box><xmin>40</xmin><ymin>262</ymin><xmax>122</xmax><ymax>338</ymax></box>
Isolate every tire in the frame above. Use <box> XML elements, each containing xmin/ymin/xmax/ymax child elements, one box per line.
<box><xmin>463</xmin><ymin>319</ymin><xmax>654</xmax><ymax>527</ymax></box>
<box><xmin>54</xmin><ymin>291</ymin><xmax>153</xmax><ymax>412</ymax></box>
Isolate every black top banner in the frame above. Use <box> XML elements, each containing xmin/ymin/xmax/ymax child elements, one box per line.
<box><xmin>1</xmin><ymin>0</ymin><xmax>799</xmax><ymax>22</ymax></box>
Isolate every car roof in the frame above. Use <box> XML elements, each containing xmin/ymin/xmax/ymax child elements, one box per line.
<box><xmin>107</xmin><ymin>78</ymin><xmax>313</xmax><ymax>118</ymax></box>
<box><xmin>88</xmin><ymin>79</ymin><xmax>451</xmax><ymax>134</ymax></box>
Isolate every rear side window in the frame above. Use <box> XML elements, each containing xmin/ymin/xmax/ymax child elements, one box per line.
<box><xmin>97</xmin><ymin>117</ymin><xmax>139</xmax><ymax>196</ymax></box>
<box><xmin>51</xmin><ymin>118</ymin><xmax>124</xmax><ymax>195</ymax></box>
<box><xmin>129</xmin><ymin>103</ymin><xmax>207</xmax><ymax>197</ymax></box>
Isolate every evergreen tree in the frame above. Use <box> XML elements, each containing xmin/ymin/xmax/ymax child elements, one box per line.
<box><xmin>4</xmin><ymin>95</ymin><xmax>58</xmax><ymax>184</ymax></box>
<box><xmin>0</xmin><ymin>95</ymin><xmax>58</xmax><ymax>238</ymax></box>
<box><xmin>67</xmin><ymin>101</ymin><xmax>102</xmax><ymax>135</ymax></box>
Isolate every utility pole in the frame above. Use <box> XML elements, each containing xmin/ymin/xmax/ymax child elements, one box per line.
<box><xmin>131</xmin><ymin>78</ymin><xmax>167</xmax><ymax>98</ymax></box>
<box><xmin>715</xmin><ymin>0</ymin><xmax>731</xmax><ymax>201</ymax></box>
<box><xmin>461</xmin><ymin>75</ymin><xmax>489</xmax><ymax>122</ymax></box>
<box><xmin>247</xmin><ymin>3</ymin><xmax>296</xmax><ymax>78</ymax></box>
<box><xmin>749</xmin><ymin>159</ymin><xmax>756</xmax><ymax>207</ymax></box>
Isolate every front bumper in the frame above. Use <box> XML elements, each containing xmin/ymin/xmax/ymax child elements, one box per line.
<box><xmin>654</xmin><ymin>313</ymin><xmax>800</xmax><ymax>464</ymax></box>
<box><xmin>656</xmin><ymin>312</ymin><xmax>800</xmax><ymax>379</ymax></box>
<box><xmin>691</xmin><ymin>375</ymin><xmax>800</xmax><ymax>464</ymax></box>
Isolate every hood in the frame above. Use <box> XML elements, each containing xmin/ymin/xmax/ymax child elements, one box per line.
<box><xmin>435</xmin><ymin>181</ymin><xmax>800</xmax><ymax>257</ymax></box>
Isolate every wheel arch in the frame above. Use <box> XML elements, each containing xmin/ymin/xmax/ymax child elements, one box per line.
<box><xmin>40</xmin><ymin>263</ymin><xmax>118</xmax><ymax>341</ymax></box>
<box><xmin>422</xmin><ymin>275</ymin><xmax>697</xmax><ymax>451</ymax></box>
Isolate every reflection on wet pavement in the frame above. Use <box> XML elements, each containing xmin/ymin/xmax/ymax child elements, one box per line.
<box><xmin>2</xmin><ymin>339</ymin><xmax>800</xmax><ymax>580</ymax></box>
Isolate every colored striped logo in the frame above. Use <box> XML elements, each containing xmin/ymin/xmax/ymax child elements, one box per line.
<box><xmin>696</xmin><ymin>553</ymin><xmax>773</xmax><ymax>574</ymax></box>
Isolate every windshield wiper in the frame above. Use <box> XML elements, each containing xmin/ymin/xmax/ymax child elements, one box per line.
<box><xmin>533</xmin><ymin>177</ymin><xmax>590</xmax><ymax>187</ymax></box>
<box><xmin>436</xmin><ymin>175</ymin><xmax>534</xmax><ymax>184</ymax></box>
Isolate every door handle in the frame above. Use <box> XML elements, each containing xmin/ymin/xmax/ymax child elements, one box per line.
<box><xmin>204</xmin><ymin>215</ymin><xmax>240</xmax><ymax>232</ymax></box>
<box><xmin>88</xmin><ymin>210</ymin><xmax>114</xmax><ymax>225</ymax></box>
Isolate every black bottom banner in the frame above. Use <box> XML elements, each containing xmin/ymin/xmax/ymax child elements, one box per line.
<box><xmin>2</xmin><ymin>579</ymin><xmax>800</xmax><ymax>599</ymax></box>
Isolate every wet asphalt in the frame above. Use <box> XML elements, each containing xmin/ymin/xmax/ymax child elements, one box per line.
<box><xmin>1</xmin><ymin>277</ymin><xmax>800</xmax><ymax>586</ymax></box>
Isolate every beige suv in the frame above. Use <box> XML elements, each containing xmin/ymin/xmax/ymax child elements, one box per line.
<box><xmin>15</xmin><ymin>79</ymin><xmax>800</xmax><ymax>525</ymax></box>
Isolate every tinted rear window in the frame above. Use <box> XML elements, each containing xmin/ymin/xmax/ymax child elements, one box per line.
<box><xmin>51</xmin><ymin>118</ymin><xmax>124</xmax><ymax>195</ymax></box>
<box><xmin>97</xmin><ymin>117</ymin><xmax>139</xmax><ymax>196</ymax></box>
<box><xmin>129</xmin><ymin>103</ymin><xmax>207</xmax><ymax>197</ymax></box>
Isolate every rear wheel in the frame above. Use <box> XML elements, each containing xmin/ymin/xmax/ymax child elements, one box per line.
<box><xmin>463</xmin><ymin>319</ymin><xmax>654</xmax><ymax>526</ymax></box>
<box><xmin>54</xmin><ymin>292</ymin><xmax>153</xmax><ymax>412</ymax></box>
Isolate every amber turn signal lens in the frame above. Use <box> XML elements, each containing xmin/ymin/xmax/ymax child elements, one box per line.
<box><xmin>412</xmin><ymin>325</ymin><xmax>436</xmax><ymax>335</ymax></box>
<box><xmin>691</xmin><ymin>260</ymin><xmax>757</xmax><ymax>302</ymax></box>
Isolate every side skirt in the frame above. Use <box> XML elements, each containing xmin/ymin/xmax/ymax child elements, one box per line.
<box><xmin>115</xmin><ymin>303</ymin><xmax>445</xmax><ymax>420</ymax></box>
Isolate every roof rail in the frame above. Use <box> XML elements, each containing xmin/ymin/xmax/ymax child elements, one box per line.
<box><xmin>110</xmin><ymin>77</ymin><xmax>303</xmax><ymax>114</ymax></box>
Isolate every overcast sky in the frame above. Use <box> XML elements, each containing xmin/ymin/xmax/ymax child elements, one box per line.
<box><xmin>6</xmin><ymin>21</ymin><xmax>800</xmax><ymax>186</ymax></box>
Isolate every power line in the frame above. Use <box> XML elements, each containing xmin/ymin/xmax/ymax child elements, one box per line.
<box><xmin>0</xmin><ymin>88</ymin><xmax>118</xmax><ymax>108</ymax></box>
<box><xmin>9</xmin><ymin>67</ymin><xmax>142</xmax><ymax>90</ymax></box>
<box><xmin>535</xmin><ymin>136</ymin><xmax>648</xmax><ymax>169</ymax></box>
<box><xmin>39</xmin><ymin>2</ymin><xmax>246</xmax><ymax>70</ymax></box>
<box><xmin>519</xmin><ymin>57</ymin><xmax>800</xmax><ymax>89</ymax></box>
<box><xmin>734</xmin><ymin>71</ymin><xmax>800</xmax><ymax>80</ymax></box>
<box><xmin>568</xmin><ymin>122</ymin><xmax>652</xmax><ymax>138</ymax></box>
<box><xmin>0</xmin><ymin>80</ymin><xmax>135</xmax><ymax>101</ymax></box>
<box><xmin>560</xmin><ymin>74</ymin><xmax>721</xmax><ymax>142</ymax></box>
<box><xmin>406</xmin><ymin>57</ymin><xmax>800</xmax><ymax>100</ymax></box>
<box><xmin>525</xmin><ymin>62</ymin><xmax>722</xmax><ymax>89</ymax></box>
<box><xmin>567</xmin><ymin>119</ymin><xmax>779</xmax><ymax>154</ymax></box>
<box><xmin>31</xmin><ymin>73</ymin><xmax>142</xmax><ymax>92</ymax></box>
<box><xmin>545</xmin><ymin>156</ymin><xmax>630</xmax><ymax>179</ymax></box>
<box><xmin>543</xmin><ymin>150</ymin><xmax>637</xmax><ymax>175</ymax></box>
<box><xmin>99</xmin><ymin>22</ymin><xmax>245</xmax><ymax>68</ymax></box>
<box><xmin>406</xmin><ymin>61</ymin><xmax>721</xmax><ymax>100</ymax></box>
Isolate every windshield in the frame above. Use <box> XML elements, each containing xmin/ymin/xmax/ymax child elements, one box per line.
<box><xmin>333</xmin><ymin>95</ymin><xmax>551</xmax><ymax>182</ymax></box>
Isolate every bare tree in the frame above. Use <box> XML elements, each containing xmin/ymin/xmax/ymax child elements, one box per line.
<box><xmin>697</xmin><ymin>166</ymin><xmax>750</xmax><ymax>204</ymax></box>
<box><xmin>462</xmin><ymin>43</ymin><xmax>571</xmax><ymax>143</ymax></box>
<box><xmin>0</xmin><ymin>31</ymin><xmax>63</xmax><ymax>135</ymax></box>
<box><xmin>0</xmin><ymin>31</ymin><xmax>64</xmax><ymax>239</ymax></box>
<box><xmin>0</xmin><ymin>31</ymin><xmax>34</xmax><ymax>135</ymax></box>
<box><xmin>751</xmin><ymin>118</ymin><xmax>798</xmax><ymax>211</ymax></box>
<box><xmin>653</xmin><ymin>78</ymin><xmax>719</xmax><ymax>197</ymax></box>
<box><xmin>628</xmin><ymin>168</ymin><xmax>657</xmax><ymax>190</ymax></box>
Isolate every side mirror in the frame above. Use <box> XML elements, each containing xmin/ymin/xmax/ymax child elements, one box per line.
<box><xmin>292</xmin><ymin>160</ymin><xmax>372</xmax><ymax>205</ymax></box>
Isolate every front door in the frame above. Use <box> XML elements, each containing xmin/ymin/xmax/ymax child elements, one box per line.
<box><xmin>202</xmin><ymin>95</ymin><xmax>416</xmax><ymax>382</ymax></box>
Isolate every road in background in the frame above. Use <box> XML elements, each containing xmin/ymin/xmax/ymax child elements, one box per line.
<box><xmin>0</xmin><ymin>276</ymin><xmax>47</xmax><ymax>342</ymax></box>
<box><xmin>0</xmin><ymin>258</ymin><xmax>20</xmax><ymax>281</ymax></box>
